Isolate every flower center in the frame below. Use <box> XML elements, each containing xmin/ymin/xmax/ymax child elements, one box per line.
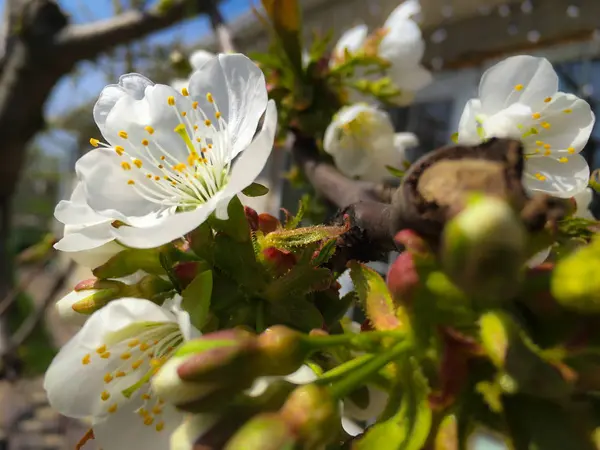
<box><xmin>90</xmin><ymin>90</ymin><xmax>230</xmax><ymax>211</ymax></box>
<box><xmin>81</xmin><ymin>322</ymin><xmax>183</xmax><ymax>432</ymax></box>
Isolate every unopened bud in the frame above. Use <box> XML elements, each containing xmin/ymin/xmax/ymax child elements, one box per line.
<box><xmin>57</xmin><ymin>279</ymin><xmax>124</xmax><ymax>325</ymax></box>
<box><xmin>441</xmin><ymin>196</ymin><xmax>526</xmax><ymax>304</ymax></box>
<box><xmin>394</xmin><ymin>229</ymin><xmax>429</xmax><ymax>254</ymax></box>
<box><xmin>134</xmin><ymin>274</ymin><xmax>173</xmax><ymax>299</ymax></box>
<box><xmin>92</xmin><ymin>247</ymin><xmax>165</xmax><ymax>279</ymax></box>
<box><xmin>244</xmin><ymin>206</ymin><xmax>259</xmax><ymax>231</ymax></box>
<box><xmin>262</xmin><ymin>247</ymin><xmax>296</xmax><ymax>275</ymax></box>
<box><xmin>173</xmin><ymin>261</ymin><xmax>209</xmax><ymax>289</ymax></box>
<box><xmin>257</xmin><ymin>326</ymin><xmax>308</xmax><ymax>375</ymax></box>
<box><xmin>280</xmin><ymin>384</ymin><xmax>340</xmax><ymax>448</ymax></box>
<box><xmin>386</xmin><ymin>252</ymin><xmax>419</xmax><ymax>307</ymax></box>
<box><xmin>224</xmin><ymin>414</ymin><xmax>295</xmax><ymax>450</ymax></box>
<box><xmin>258</xmin><ymin>213</ymin><xmax>281</xmax><ymax>234</ymax></box>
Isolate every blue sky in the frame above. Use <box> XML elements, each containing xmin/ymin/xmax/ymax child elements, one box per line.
<box><xmin>0</xmin><ymin>0</ymin><xmax>251</xmax><ymax>117</ymax></box>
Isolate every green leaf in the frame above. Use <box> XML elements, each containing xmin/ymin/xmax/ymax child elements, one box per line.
<box><xmin>262</xmin><ymin>224</ymin><xmax>346</xmax><ymax>250</ymax></box>
<box><xmin>354</xmin><ymin>358</ymin><xmax>431</xmax><ymax>450</ymax></box>
<box><xmin>266</xmin><ymin>297</ymin><xmax>323</xmax><ymax>331</ymax></box>
<box><xmin>159</xmin><ymin>251</ymin><xmax>180</xmax><ymax>291</ymax></box>
<box><xmin>188</xmin><ymin>221</ymin><xmax>215</xmax><ymax>263</ymax></box>
<box><xmin>182</xmin><ymin>270</ymin><xmax>213</xmax><ymax>330</ymax></box>
<box><xmin>93</xmin><ymin>247</ymin><xmax>165</xmax><ymax>279</ymax></box>
<box><xmin>312</xmin><ymin>239</ymin><xmax>337</xmax><ymax>266</ymax></box>
<box><xmin>385</xmin><ymin>165</ymin><xmax>405</xmax><ymax>179</ymax></box>
<box><xmin>434</xmin><ymin>414</ymin><xmax>459</xmax><ymax>450</ymax></box>
<box><xmin>314</xmin><ymin>290</ymin><xmax>356</xmax><ymax>328</ymax></box>
<box><xmin>450</xmin><ymin>132</ymin><xmax>459</xmax><ymax>144</ymax></box>
<box><xmin>209</xmin><ymin>196</ymin><xmax>251</xmax><ymax>243</ymax></box>
<box><xmin>284</xmin><ymin>196</ymin><xmax>308</xmax><ymax>229</ymax></box>
<box><xmin>261</xmin><ymin>0</ymin><xmax>304</xmax><ymax>76</ymax></box>
<box><xmin>242</xmin><ymin>183</ymin><xmax>270</xmax><ymax>197</ymax></box>
<box><xmin>264</xmin><ymin>265</ymin><xmax>332</xmax><ymax>302</ymax></box>
<box><xmin>349</xmin><ymin>261</ymin><xmax>407</xmax><ymax>332</ymax></box>
<box><xmin>213</xmin><ymin>233</ymin><xmax>267</xmax><ymax>293</ymax></box>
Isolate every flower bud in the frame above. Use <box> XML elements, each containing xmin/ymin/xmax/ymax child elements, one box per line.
<box><xmin>173</xmin><ymin>261</ymin><xmax>209</xmax><ymax>289</ymax></box>
<box><xmin>134</xmin><ymin>274</ymin><xmax>173</xmax><ymax>299</ymax></box>
<box><xmin>441</xmin><ymin>196</ymin><xmax>526</xmax><ymax>304</ymax></box>
<box><xmin>257</xmin><ymin>326</ymin><xmax>308</xmax><ymax>375</ymax></box>
<box><xmin>258</xmin><ymin>213</ymin><xmax>281</xmax><ymax>234</ymax></box>
<box><xmin>394</xmin><ymin>229</ymin><xmax>429</xmax><ymax>254</ymax></box>
<box><xmin>92</xmin><ymin>247</ymin><xmax>165</xmax><ymax>279</ymax></box>
<box><xmin>386</xmin><ymin>252</ymin><xmax>419</xmax><ymax>307</ymax></box>
<box><xmin>280</xmin><ymin>384</ymin><xmax>340</xmax><ymax>448</ymax></box>
<box><xmin>224</xmin><ymin>414</ymin><xmax>296</xmax><ymax>450</ymax></box>
<box><xmin>56</xmin><ymin>279</ymin><xmax>124</xmax><ymax>325</ymax></box>
<box><xmin>244</xmin><ymin>206</ymin><xmax>259</xmax><ymax>231</ymax></box>
<box><xmin>262</xmin><ymin>247</ymin><xmax>296</xmax><ymax>276</ymax></box>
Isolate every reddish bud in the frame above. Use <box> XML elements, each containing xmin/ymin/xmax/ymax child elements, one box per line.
<box><xmin>258</xmin><ymin>326</ymin><xmax>307</xmax><ymax>375</ymax></box>
<box><xmin>74</xmin><ymin>278</ymin><xmax>99</xmax><ymax>291</ymax></box>
<box><xmin>173</xmin><ymin>261</ymin><xmax>201</xmax><ymax>289</ymax></box>
<box><xmin>258</xmin><ymin>213</ymin><xmax>281</xmax><ymax>234</ymax></box>
<box><xmin>244</xmin><ymin>206</ymin><xmax>259</xmax><ymax>231</ymax></box>
<box><xmin>262</xmin><ymin>247</ymin><xmax>296</xmax><ymax>275</ymax></box>
<box><xmin>360</xmin><ymin>320</ymin><xmax>374</xmax><ymax>332</ymax></box>
<box><xmin>394</xmin><ymin>229</ymin><xmax>429</xmax><ymax>254</ymax></box>
<box><xmin>386</xmin><ymin>252</ymin><xmax>420</xmax><ymax>307</ymax></box>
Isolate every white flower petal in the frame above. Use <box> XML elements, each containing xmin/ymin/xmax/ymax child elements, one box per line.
<box><xmin>341</xmin><ymin>417</ymin><xmax>364</xmax><ymax>437</ymax></box>
<box><xmin>188</xmin><ymin>53</ymin><xmax>268</xmax><ymax>158</ymax></box>
<box><xmin>57</xmin><ymin>222</ymin><xmax>114</xmax><ymax>253</ymax></box>
<box><xmin>394</xmin><ymin>132</ymin><xmax>418</xmax><ymax>150</ymax></box>
<box><xmin>384</xmin><ymin>0</ymin><xmax>421</xmax><ymax>28</ymax></box>
<box><xmin>333</xmin><ymin>25</ymin><xmax>368</xmax><ymax>60</ymax></box>
<box><xmin>525</xmin><ymin>153</ymin><xmax>589</xmax><ymax>198</ymax></box>
<box><xmin>388</xmin><ymin>64</ymin><xmax>432</xmax><ymax>95</ymax></box>
<box><xmin>574</xmin><ymin>187</ymin><xmax>594</xmax><ymax>219</ymax></box>
<box><xmin>379</xmin><ymin>19</ymin><xmax>425</xmax><ymax>67</ymax></box>
<box><xmin>343</xmin><ymin>386</ymin><xmax>388</xmax><ymax>421</ymax></box>
<box><xmin>190</xmin><ymin>50</ymin><xmax>215</xmax><ymax>70</ymax></box>
<box><xmin>56</xmin><ymin>231</ymin><xmax>122</xmax><ymax>269</ymax></box>
<box><xmin>54</xmin><ymin>182</ymin><xmax>107</xmax><ymax>226</ymax></box>
<box><xmin>479</xmin><ymin>56</ymin><xmax>558</xmax><ymax>115</ymax></box>
<box><xmin>171</xmin><ymin>414</ymin><xmax>219</xmax><ymax>450</ymax></box>
<box><xmin>44</xmin><ymin>298</ymin><xmax>176</xmax><ymax>419</ymax></box>
<box><xmin>56</xmin><ymin>290</ymin><xmax>96</xmax><ymax>326</ymax></box>
<box><xmin>457</xmin><ymin>99</ymin><xmax>484</xmax><ymax>145</ymax></box>
<box><xmin>526</xmin><ymin>247</ymin><xmax>551</xmax><ymax>268</ymax></box>
<box><xmin>92</xmin><ymin>390</ymin><xmax>182</xmax><ymax>450</ymax></box>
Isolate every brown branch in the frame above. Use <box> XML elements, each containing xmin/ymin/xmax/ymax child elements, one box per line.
<box><xmin>0</xmin><ymin>255</ymin><xmax>52</xmax><ymax>317</ymax></box>
<box><xmin>56</xmin><ymin>0</ymin><xmax>212</xmax><ymax>62</ymax></box>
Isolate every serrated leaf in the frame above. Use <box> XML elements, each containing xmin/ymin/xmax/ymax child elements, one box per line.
<box><xmin>434</xmin><ymin>414</ymin><xmax>458</xmax><ymax>450</ymax></box>
<box><xmin>182</xmin><ymin>270</ymin><xmax>213</xmax><ymax>330</ymax></box>
<box><xmin>263</xmin><ymin>224</ymin><xmax>345</xmax><ymax>250</ymax></box>
<box><xmin>264</xmin><ymin>265</ymin><xmax>332</xmax><ymax>302</ymax></box>
<box><xmin>213</xmin><ymin>233</ymin><xmax>267</xmax><ymax>293</ymax></box>
<box><xmin>354</xmin><ymin>358</ymin><xmax>431</xmax><ymax>450</ymax></box>
<box><xmin>284</xmin><ymin>196</ymin><xmax>308</xmax><ymax>230</ymax></box>
<box><xmin>349</xmin><ymin>261</ymin><xmax>405</xmax><ymax>332</ymax></box>
<box><xmin>386</xmin><ymin>165</ymin><xmax>405</xmax><ymax>179</ymax></box>
<box><xmin>266</xmin><ymin>297</ymin><xmax>323</xmax><ymax>331</ymax></box>
<box><xmin>242</xmin><ymin>182</ymin><xmax>269</xmax><ymax>197</ymax></box>
<box><xmin>159</xmin><ymin>251</ymin><xmax>180</xmax><ymax>291</ymax></box>
<box><xmin>315</xmin><ymin>290</ymin><xmax>356</xmax><ymax>328</ymax></box>
<box><xmin>312</xmin><ymin>239</ymin><xmax>337</xmax><ymax>266</ymax></box>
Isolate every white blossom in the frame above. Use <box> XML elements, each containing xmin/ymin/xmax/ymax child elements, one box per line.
<box><xmin>330</xmin><ymin>25</ymin><xmax>368</xmax><ymax>67</ymax></box>
<box><xmin>457</xmin><ymin>55</ymin><xmax>595</xmax><ymax>198</ymax></box>
<box><xmin>171</xmin><ymin>50</ymin><xmax>215</xmax><ymax>92</ymax></box>
<box><xmin>44</xmin><ymin>297</ymin><xmax>198</xmax><ymax>450</ymax></box>
<box><xmin>75</xmin><ymin>53</ymin><xmax>276</xmax><ymax>249</ymax></box>
<box><xmin>324</xmin><ymin>104</ymin><xmax>417</xmax><ymax>181</ymax></box>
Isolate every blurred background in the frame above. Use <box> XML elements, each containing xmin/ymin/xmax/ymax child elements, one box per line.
<box><xmin>0</xmin><ymin>0</ymin><xmax>597</xmax><ymax>448</ymax></box>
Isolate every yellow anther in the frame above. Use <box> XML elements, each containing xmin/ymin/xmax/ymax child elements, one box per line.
<box><xmin>108</xmin><ymin>404</ymin><xmax>118</xmax><ymax>414</ymax></box>
<box><xmin>142</xmin><ymin>139</ymin><xmax>149</xmax><ymax>146</ymax></box>
<box><xmin>567</xmin><ymin>147</ymin><xmax>575</xmax><ymax>154</ymax></box>
<box><xmin>142</xmin><ymin>393</ymin><xmax>151</xmax><ymax>400</ymax></box>
<box><xmin>82</xmin><ymin>354</ymin><xmax>91</xmax><ymax>365</ymax></box>
<box><xmin>96</xmin><ymin>345</ymin><xmax>107</xmax><ymax>354</ymax></box>
<box><xmin>154</xmin><ymin>176</ymin><xmax>160</xmax><ymax>181</ymax></box>
<box><xmin>116</xmin><ymin>371</ymin><xmax>126</xmax><ymax>378</ymax></box>
<box><xmin>118</xmin><ymin>131</ymin><xmax>128</xmax><ymax>139</ymax></box>
<box><xmin>144</xmin><ymin>416</ymin><xmax>154</xmax><ymax>426</ymax></box>
<box><xmin>133</xmin><ymin>159</ymin><xmax>143</xmax><ymax>168</ymax></box>
<box><xmin>543</xmin><ymin>144</ymin><xmax>551</xmax><ymax>150</ymax></box>
<box><xmin>204</xmin><ymin>119</ymin><xmax>212</xmax><ymax>126</ymax></box>
<box><xmin>541</xmin><ymin>122</ymin><xmax>551</xmax><ymax>129</ymax></box>
<box><xmin>115</xmin><ymin>146</ymin><xmax>124</xmax><ymax>156</ymax></box>
<box><xmin>535</xmin><ymin>172</ymin><xmax>546</xmax><ymax>181</ymax></box>
<box><xmin>100</xmin><ymin>351</ymin><xmax>111</xmax><ymax>359</ymax></box>
<box><xmin>196</xmin><ymin>138</ymin><xmax>201</xmax><ymax>143</ymax></box>
<box><xmin>104</xmin><ymin>373</ymin><xmax>113</xmax><ymax>383</ymax></box>
<box><xmin>193</xmin><ymin>125</ymin><xmax>199</xmax><ymax>131</ymax></box>
<box><xmin>146</xmin><ymin>174</ymin><xmax>152</xmax><ymax>179</ymax></box>
<box><xmin>515</xmin><ymin>84</ymin><xmax>524</xmax><ymax>91</ymax></box>
<box><xmin>167</xmin><ymin>96</ymin><xmax>175</xmax><ymax>106</ymax></box>
<box><xmin>202</xmin><ymin>157</ymin><xmax>208</xmax><ymax>164</ymax></box>
<box><xmin>120</xmin><ymin>352</ymin><xmax>131</xmax><ymax>360</ymax></box>
<box><xmin>532</xmin><ymin>112</ymin><xmax>541</xmax><ymax>119</ymax></box>
<box><xmin>139</xmin><ymin>408</ymin><xmax>149</xmax><ymax>417</ymax></box>
<box><xmin>535</xmin><ymin>140</ymin><xmax>544</xmax><ymax>146</ymax></box>
<box><xmin>152</xmin><ymin>406</ymin><xmax>163</xmax><ymax>415</ymax></box>
<box><xmin>128</xmin><ymin>339</ymin><xmax>140</xmax><ymax>347</ymax></box>
<box><xmin>127</xmin><ymin>180</ymin><xmax>135</xmax><ymax>185</ymax></box>
<box><xmin>187</xmin><ymin>154</ymin><xmax>198</xmax><ymax>166</ymax></box>
<box><xmin>173</xmin><ymin>163</ymin><xmax>186</xmax><ymax>172</ymax></box>
<box><xmin>90</xmin><ymin>138</ymin><xmax>100</xmax><ymax>147</ymax></box>
<box><xmin>215</xmin><ymin>111</ymin><xmax>221</xmax><ymax>119</ymax></box>
<box><xmin>181</xmin><ymin>87</ymin><xmax>189</xmax><ymax>96</ymax></box>
<box><xmin>558</xmin><ymin>157</ymin><xmax>568</xmax><ymax>163</ymax></box>
<box><xmin>150</xmin><ymin>358</ymin><xmax>162</xmax><ymax>368</ymax></box>
<box><xmin>156</xmin><ymin>422</ymin><xmax>165</xmax><ymax>432</ymax></box>
<box><xmin>145</xmin><ymin>126</ymin><xmax>155</xmax><ymax>134</ymax></box>
<box><xmin>544</xmin><ymin>149</ymin><xmax>551</xmax><ymax>156</ymax></box>
<box><xmin>563</xmin><ymin>109</ymin><xmax>572</xmax><ymax>114</ymax></box>
<box><xmin>160</xmin><ymin>156</ymin><xmax>166</xmax><ymax>161</ymax></box>
<box><xmin>207</xmin><ymin>93</ymin><xmax>214</xmax><ymax>103</ymax></box>
<box><xmin>192</xmin><ymin>101</ymin><xmax>198</xmax><ymax>109</ymax></box>
<box><xmin>121</xmin><ymin>162</ymin><xmax>131</xmax><ymax>170</ymax></box>
<box><xmin>101</xmin><ymin>391</ymin><xmax>110</xmax><ymax>401</ymax></box>
<box><xmin>182</xmin><ymin>111</ymin><xmax>187</xmax><ymax>117</ymax></box>
<box><xmin>208</xmin><ymin>144</ymin><xmax>213</xmax><ymax>149</ymax></box>
<box><xmin>132</xmin><ymin>359</ymin><xmax>143</xmax><ymax>370</ymax></box>
<box><xmin>544</xmin><ymin>97</ymin><xmax>552</xmax><ymax>103</ymax></box>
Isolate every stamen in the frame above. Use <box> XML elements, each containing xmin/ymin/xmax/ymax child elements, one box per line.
<box><xmin>181</xmin><ymin>87</ymin><xmax>189</xmax><ymax>97</ymax></box>
<box><xmin>535</xmin><ymin>140</ymin><xmax>544</xmax><ymax>146</ymax></box>
<box><xmin>128</xmin><ymin>339</ymin><xmax>140</xmax><ymax>347</ymax></box>
<box><xmin>127</xmin><ymin>180</ymin><xmax>135</xmax><ymax>186</ymax></box>
<box><xmin>544</xmin><ymin>97</ymin><xmax>552</xmax><ymax>103</ymax></box>
<box><xmin>144</xmin><ymin>416</ymin><xmax>154</xmax><ymax>426</ymax></box>
<box><xmin>142</xmin><ymin>139</ymin><xmax>149</xmax><ymax>146</ymax></box>
<box><xmin>514</xmin><ymin>84</ymin><xmax>524</xmax><ymax>91</ymax></box>
<box><xmin>215</xmin><ymin>111</ymin><xmax>221</xmax><ymax>119</ymax></box>
<box><xmin>563</xmin><ymin>109</ymin><xmax>572</xmax><ymax>114</ymax></box>
<box><xmin>121</xmin><ymin>162</ymin><xmax>132</xmax><ymax>170</ymax></box>
<box><xmin>535</xmin><ymin>172</ymin><xmax>546</xmax><ymax>181</ymax></box>
<box><xmin>119</xmin><ymin>131</ymin><xmax>128</xmax><ymax>139</ymax></box>
<box><xmin>205</xmin><ymin>119</ymin><xmax>211</xmax><ymax>127</ymax></box>
<box><xmin>101</xmin><ymin>391</ymin><xmax>110</xmax><ymax>401</ymax></box>
<box><xmin>145</xmin><ymin>126</ymin><xmax>155</xmax><ymax>134</ymax></box>
<box><xmin>543</xmin><ymin>144</ymin><xmax>551</xmax><ymax>150</ymax></box>
<box><xmin>207</xmin><ymin>93</ymin><xmax>214</xmax><ymax>103</ymax></box>
<box><xmin>132</xmin><ymin>360</ymin><xmax>143</xmax><ymax>370</ymax></box>
<box><xmin>100</xmin><ymin>351</ymin><xmax>111</xmax><ymax>359</ymax></box>
<box><xmin>96</xmin><ymin>345</ymin><xmax>107</xmax><ymax>354</ymax></box>
<box><xmin>82</xmin><ymin>354</ymin><xmax>91</xmax><ymax>365</ymax></box>
<box><xmin>108</xmin><ymin>404</ymin><xmax>118</xmax><ymax>414</ymax></box>
<box><xmin>121</xmin><ymin>352</ymin><xmax>132</xmax><ymax>360</ymax></box>
<box><xmin>567</xmin><ymin>147</ymin><xmax>575</xmax><ymax>154</ymax></box>
<box><xmin>156</xmin><ymin>422</ymin><xmax>165</xmax><ymax>432</ymax></box>
<box><xmin>541</xmin><ymin>122</ymin><xmax>551</xmax><ymax>129</ymax></box>
<box><xmin>167</xmin><ymin>96</ymin><xmax>175</xmax><ymax>106</ymax></box>
<box><xmin>115</xmin><ymin>146</ymin><xmax>125</xmax><ymax>156</ymax></box>
<box><xmin>133</xmin><ymin>159</ymin><xmax>143</xmax><ymax>168</ymax></box>
<box><xmin>532</xmin><ymin>112</ymin><xmax>541</xmax><ymax>119</ymax></box>
<box><xmin>558</xmin><ymin>157</ymin><xmax>568</xmax><ymax>163</ymax></box>
<box><xmin>104</xmin><ymin>373</ymin><xmax>114</xmax><ymax>383</ymax></box>
<box><xmin>192</xmin><ymin>101</ymin><xmax>198</xmax><ymax>109</ymax></box>
<box><xmin>90</xmin><ymin>138</ymin><xmax>100</xmax><ymax>147</ymax></box>
<box><xmin>116</xmin><ymin>371</ymin><xmax>126</xmax><ymax>378</ymax></box>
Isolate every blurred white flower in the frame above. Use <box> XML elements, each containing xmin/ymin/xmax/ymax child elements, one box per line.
<box><xmin>54</xmin><ymin>182</ymin><xmax>123</xmax><ymax>268</ymax></box>
<box><xmin>44</xmin><ymin>297</ymin><xmax>197</xmax><ymax>450</ymax></box>
<box><xmin>78</xmin><ymin>54</ymin><xmax>277</xmax><ymax>249</ymax></box>
<box><xmin>324</xmin><ymin>104</ymin><xmax>417</xmax><ymax>181</ymax></box>
<box><xmin>458</xmin><ymin>55</ymin><xmax>595</xmax><ymax>199</ymax></box>
<box><xmin>170</xmin><ymin>413</ymin><xmax>219</xmax><ymax>450</ymax></box>
<box><xmin>331</xmin><ymin>25</ymin><xmax>368</xmax><ymax>67</ymax></box>
<box><xmin>378</xmin><ymin>0</ymin><xmax>432</xmax><ymax>105</ymax></box>
<box><xmin>573</xmin><ymin>187</ymin><xmax>594</xmax><ymax>220</ymax></box>
<box><xmin>171</xmin><ymin>50</ymin><xmax>215</xmax><ymax>92</ymax></box>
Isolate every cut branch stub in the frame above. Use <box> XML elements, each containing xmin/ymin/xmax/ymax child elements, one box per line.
<box><xmin>390</xmin><ymin>138</ymin><xmax>552</xmax><ymax>250</ymax></box>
